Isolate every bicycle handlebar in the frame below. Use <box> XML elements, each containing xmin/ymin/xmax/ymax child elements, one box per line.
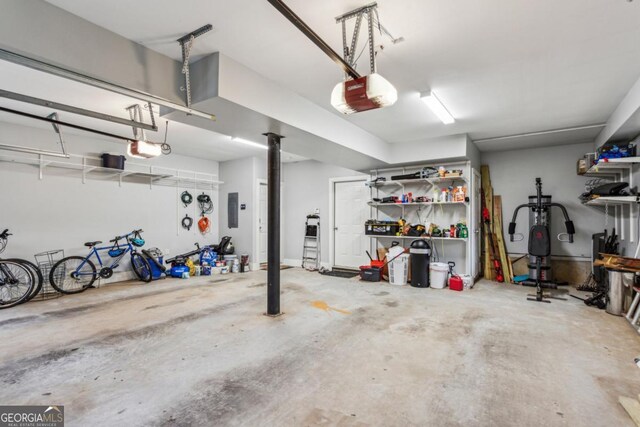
<box><xmin>110</xmin><ymin>229</ymin><xmax>144</xmax><ymax>242</ymax></box>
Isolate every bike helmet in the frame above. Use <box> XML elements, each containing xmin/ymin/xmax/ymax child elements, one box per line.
<box><xmin>108</xmin><ymin>248</ymin><xmax>126</xmax><ymax>257</ymax></box>
<box><xmin>131</xmin><ymin>237</ymin><xmax>145</xmax><ymax>247</ymax></box>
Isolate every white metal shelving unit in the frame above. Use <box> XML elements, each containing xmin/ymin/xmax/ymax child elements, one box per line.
<box><xmin>0</xmin><ymin>151</ymin><xmax>223</xmax><ymax>190</ymax></box>
<box><xmin>367</xmin><ymin>235</ymin><xmax>468</xmax><ymax>242</ymax></box>
<box><xmin>580</xmin><ymin>155</ymin><xmax>639</xmax><ymax>243</ymax></box>
<box><xmin>368</xmin><ymin>201</ymin><xmax>468</xmax><ymax>207</ymax></box>
<box><xmin>370</xmin><ymin>175</ymin><xmax>469</xmax><ymax>187</ymax></box>
<box><xmin>368</xmin><ymin>161</ymin><xmax>472</xmax><ymax>275</ymax></box>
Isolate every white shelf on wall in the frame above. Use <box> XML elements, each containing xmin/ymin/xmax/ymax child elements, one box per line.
<box><xmin>0</xmin><ymin>152</ymin><xmax>223</xmax><ymax>189</ymax></box>
<box><xmin>582</xmin><ymin>156</ymin><xmax>640</xmax><ymax>177</ymax></box>
<box><xmin>367</xmin><ymin>235</ymin><xmax>467</xmax><ymax>242</ymax></box>
<box><xmin>579</xmin><ymin>152</ymin><xmax>639</xmax><ymax>243</ymax></box>
<box><xmin>585</xmin><ymin>196</ymin><xmax>639</xmax><ymax>206</ymax></box>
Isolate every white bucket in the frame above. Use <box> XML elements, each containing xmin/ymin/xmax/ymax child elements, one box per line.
<box><xmin>388</xmin><ymin>254</ymin><xmax>409</xmax><ymax>286</ymax></box>
<box><xmin>430</xmin><ymin>262</ymin><xmax>449</xmax><ymax>289</ymax></box>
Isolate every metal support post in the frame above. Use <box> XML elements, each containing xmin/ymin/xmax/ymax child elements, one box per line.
<box><xmin>265</xmin><ymin>132</ymin><xmax>283</xmax><ymax>316</ymax></box>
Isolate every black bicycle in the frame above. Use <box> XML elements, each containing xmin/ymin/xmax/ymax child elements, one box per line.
<box><xmin>0</xmin><ymin>229</ymin><xmax>35</xmax><ymax>309</ymax></box>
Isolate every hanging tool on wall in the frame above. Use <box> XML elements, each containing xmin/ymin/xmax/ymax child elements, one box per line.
<box><xmin>177</xmin><ymin>24</ymin><xmax>213</xmax><ymax>108</ymax></box>
<box><xmin>197</xmin><ymin>193</ymin><xmax>213</xmax><ymax>216</ymax></box>
<box><xmin>182</xmin><ymin>214</ymin><xmax>193</xmax><ymax>231</ymax></box>
<box><xmin>181</xmin><ymin>191</ymin><xmax>193</xmax><ymax>207</ymax></box>
<box><xmin>198</xmin><ymin>216</ymin><xmax>211</xmax><ymax>234</ymax></box>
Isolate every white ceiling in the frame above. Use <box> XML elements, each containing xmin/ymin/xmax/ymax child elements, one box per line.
<box><xmin>0</xmin><ymin>60</ymin><xmax>306</xmax><ymax>163</ymax></box>
<box><xmin>44</xmin><ymin>0</ymin><xmax>640</xmax><ymax>149</ymax></box>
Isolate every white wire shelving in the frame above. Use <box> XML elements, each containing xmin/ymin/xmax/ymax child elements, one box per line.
<box><xmin>0</xmin><ymin>151</ymin><xmax>222</xmax><ymax>189</ymax></box>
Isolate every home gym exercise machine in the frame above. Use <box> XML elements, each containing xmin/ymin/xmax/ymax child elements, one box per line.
<box><xmin>508</xmin><ymin>178</ymin><xmax>575</xmax><ymax>303</ymax></box>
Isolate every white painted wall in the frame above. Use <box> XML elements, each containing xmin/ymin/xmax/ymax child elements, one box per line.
<box><xmin>481</xmin><ymin>141</ymin><xmax>602</xmax><ymax>258</ymax></box>
<box><xmin>0</xmin><ymin>121</ymin><xmax>219</xmax><ymax>282</ymax></box>
<box><xmin>387</xmin><ymin>134</ymin><xmax>470</xmax><ymax>165</ymax></box>
<box><xmin>281</xmin><ymin>160</ymin><xmax>365</xmax><ymax>266</ymax></box>
<box><xmin>218</xmin><ymin>156</ymin><xmax>266</xmax><ymax>266</ymax></box>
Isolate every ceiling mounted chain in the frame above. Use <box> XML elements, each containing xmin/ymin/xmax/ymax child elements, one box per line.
<box><xmin>177</xmin><ymin>24</ymin><xmax>213</xmax><ymax>108</ymax></box>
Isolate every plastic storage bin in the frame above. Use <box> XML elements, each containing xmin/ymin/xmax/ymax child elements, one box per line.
<box><xmin>365</xmin><ymin>220</ymin><xmax>400</xmax><ymax>236</ymax></box>
<box><xmin>101</xmin><ymin>153</ymin><xmax>126</xmax><ymax>170</ymax></box>
<box><xmin>360</xmin><ymin>266</ymin><xmax>381</xmax><ymax>282</ymax></box>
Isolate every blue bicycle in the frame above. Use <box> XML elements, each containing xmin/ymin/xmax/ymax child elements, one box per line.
<box><xmin>49</xmin><ymin>229</ymin><xmax>152</xmax><ymax>294</ymax></box>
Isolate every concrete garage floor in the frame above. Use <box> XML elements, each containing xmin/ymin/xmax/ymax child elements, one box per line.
<box><xmin>1</xmin><ymin>269</ymin><xmax>640</xmax><ymax>426</ymax></box>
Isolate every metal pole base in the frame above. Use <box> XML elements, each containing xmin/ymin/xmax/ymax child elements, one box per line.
<box><xmin>263</xmin><ymin>312</ymin><xmax>285</xmax><ymax>318</ymax></box>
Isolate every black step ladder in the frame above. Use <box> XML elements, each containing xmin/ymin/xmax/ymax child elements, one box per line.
<box><xmin>302</xmin><ymin>214</ymin><xmax>320</xmax><ymax>271</ymax></box>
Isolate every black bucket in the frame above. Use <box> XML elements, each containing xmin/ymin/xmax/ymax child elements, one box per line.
<box><xmin>101</xmin><ymin>153</ymin><xmax>126</xmax><ymax>170</ymax></box>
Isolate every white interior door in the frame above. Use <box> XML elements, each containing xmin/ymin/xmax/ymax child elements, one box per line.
<box><xmin>334</xmin><ymin>179</ymin><xmax>369</xmax><ymax>269</ymax></box>
<box><xmin>258</xmin><ymin>182</ymin><xmax>267</xmax><ymax>264</ymax></box>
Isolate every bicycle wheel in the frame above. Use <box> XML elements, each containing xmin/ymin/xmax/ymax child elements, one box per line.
<box><xmin>131</xmin><ymin>253</ymin><xmax>152</xmax><ymax>283</ymax></box>
<box><xmin>0</xmin><ymin>260</ymin><xmax>34</xmax><ymax>309</ymax></box>
<box><xmin>49</xmin><ymin>256</ymin><xmax>97</xmax><ymax>294</ymax></box>
<box><xmin>6</xmin><ymin>258</ymin><xmax>43</xmax><ymax>302</ymax></box>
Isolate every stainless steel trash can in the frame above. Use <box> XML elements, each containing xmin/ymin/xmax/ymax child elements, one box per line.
<box><xmin>606</xmin><ymin>269</ymin><xmax>634</xmax><ymax>316</ymax></box>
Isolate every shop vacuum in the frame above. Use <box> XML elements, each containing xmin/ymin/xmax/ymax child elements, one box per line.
<box><xmin>410</xmin><ymin>239</ymin><xmax>431</xmax><ymax>288</ymax></box>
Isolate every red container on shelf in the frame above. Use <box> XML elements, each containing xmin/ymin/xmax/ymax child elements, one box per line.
<box><xmin>449</xmin><ymin>275</ymin><xmax>464</xmax><ymax>291</ymax></box>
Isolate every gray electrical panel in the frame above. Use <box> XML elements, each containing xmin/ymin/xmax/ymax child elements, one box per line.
<box><xmin>228</xmin><ymin>192</ymin><xmax>239</xmax><ymax>228</ymax></box>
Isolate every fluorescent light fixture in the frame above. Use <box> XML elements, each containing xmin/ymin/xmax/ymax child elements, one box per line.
<box><xmin>127</xmin><ymin>139</ymin><xmax>161</xmax><ymax>158</ymax></box>
<box><xmin>232</xmin><ymin>137</ymin><xmax>268</xmax><ymax>150</ymax></box>
<box><xmin>420</xmin><ymin>91</ymin><xmax>455</xmax><ymax>124</ymax></box>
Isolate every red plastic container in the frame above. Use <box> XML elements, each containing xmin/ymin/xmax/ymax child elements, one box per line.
<box><xmin>370</xmin><ymin>260</ymin><xmax>385</xmax><ymax>269</ymax></box>
<box><xmin>449</xmin><ymin>275</ymin><xmax>464</xmax><ymax>291</ymax></box>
